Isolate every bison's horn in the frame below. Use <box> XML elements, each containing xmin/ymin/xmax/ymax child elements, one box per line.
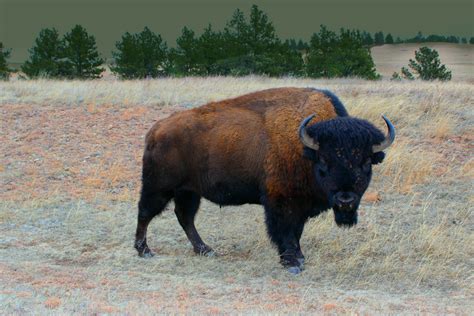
<box><xmin>372</xmin><ymin>115</ymin><xmax>396</xmax><ymax>153</ymax></box>
<box><xmin>299</xmin><ymin>114</ymin><xmax>319</xmax><ymax>150</ymax></box>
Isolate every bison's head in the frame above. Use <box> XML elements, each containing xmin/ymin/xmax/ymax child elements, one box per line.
<box><xmin>299</xmin><ymin>115</ymin><xmax>395</xmax><ymax>227</ymax></box>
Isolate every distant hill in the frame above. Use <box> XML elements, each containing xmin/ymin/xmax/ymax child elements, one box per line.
<box><xmin>371</xmin><ymin>43</ymin><xmax>474</xmax><ymax>81</ymax></box>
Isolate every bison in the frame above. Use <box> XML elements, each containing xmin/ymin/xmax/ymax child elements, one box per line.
<box><xmin>134</xmin><ymin>87</ymin><xmax>395</xmax><ymax>274</ymax></box>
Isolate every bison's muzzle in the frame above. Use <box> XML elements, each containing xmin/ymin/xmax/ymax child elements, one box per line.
<box><xmin>333</xmin><ymin>191</ymin><xmax>360</xmax><ymax>227</ymax></box>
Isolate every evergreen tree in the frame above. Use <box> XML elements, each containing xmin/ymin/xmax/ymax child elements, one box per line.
<box><xmin>197</xmin><ymin>24</ymin><xmax>226</xmax><ymax>75</ymax></box>
<box><xmin>470</xmin><ymin>37</ymin><xmax>474</xmax><ymax>44</ymax></box>
<box><xmin>305</xmin><ymin>26</ymin><xmax>379</xmax><ymax>79</ymax></box>
<box><xmin>395</xmin><ymin>36</ymin><xmax>403</xmax><ymax>43</ymax></box>
<box><xmin>400</xmin><ymin>67</ymin><xmax>414</xmax><ymax>80</ymax></box>
<box><xmin>138</xmin><ymin>27</ymin><xmax>168</xmax><ymax>77</ymax></box>
<box><xmin>111</xmin><ymin>27</ymin><xmax>169</xmax><ymax>78</ymax></box>
<box><xmin>247</xmin><ymin>4</ymin><xmax>279</xmax><ymax>54</ymax></box>
<box><xmin>296</xmin><ymin>39</ymin><xmax>308</xmax><ymax>50</ymax></box>
<box><xmin>374</xmin><ymin>31</ymin><xmax>384</xmax><ymax>45</ymax></box>
<box><xmin>223</xmin><ymin>5</ymin><xmax>279</xmax><ymax>56</ymax></box>
<box><xmin>461</xmin><ymin>37</ymin><xmax>467</xmax><ymax>44</ymax></box>
<box><xmin>446</xmin><ymin>35</ymin><xmax>459</xmax><ymax>43</ymax></box>
<box><xmin>385</xmin><ymin>33</ymin><xmax>394</xmax><ymax>44</ymax></box>
<box><xmin>286</xmin><ymin>39</ymin><xmax>297</xmax><ymax>50</ymax></box>
<box><xmin>415</xmin><ymin>31</ymin><xmax>424</xmax><ymax>42</ymax></box>
<box><xmin>362</xmin><ymin>31</ymin><xmax>374</xmax><ymax>46</ymax></box>
<box><xmin>399</xmin><ymin>47</ymin><xmax>451</xmax><ymax>81</ymax></box>
<box><xmin>110</xmin><ymin>32</ymin><xmax>142</xmax><ymax>78</ymax></box>
<box><xmin>21</xmin><ymin>28</ymin><xmax>68</xmax><ymax>78</ymax></box>
<box><xmin>216</xmin><ymin>5</ymin><xmax>301</xmax><ymax>76</ymax></box>
<box><xmin>173</xmin><ymin>26</ymin><xmax>200</xmax><ymax>75</ymax></box>
<box><xmin>391</xmin><ymin>71</ymin><xmax>401</xmax><ymax>81</ymax></box>
<box><xmin>223</xmin><ymin>8</ymin><xmax>249</xmax><ymax>56</ymax></box>
<box><xmin>0</xmin><ymin>42</ymin><xmax>12</xmax><ymax>80</ymax></box>
<box><xmin>63</xmin><ymin>25</ymin><xmax>104</xmax><ymax>79</ymax></box>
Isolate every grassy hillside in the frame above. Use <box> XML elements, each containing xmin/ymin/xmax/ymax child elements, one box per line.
<box><xmin>371</xmin><ymin>43</ymin><xmax>474</xmax><ymax>81</ymax></box>
<box><xmin>0</xmin><ymin>77</ymin><xmax>473</xmax><ymax>314</ymax></box>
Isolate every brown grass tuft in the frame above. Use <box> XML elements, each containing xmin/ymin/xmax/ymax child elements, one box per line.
<box><xmin>44</xmin><ymin>297</ymin><xmax>61</xmax><ymax>309</ymax></box>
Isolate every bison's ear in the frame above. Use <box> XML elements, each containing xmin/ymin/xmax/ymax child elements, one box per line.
<box><xmin>371</xmin><ymin>152</ymin><xmax>385</xmax><ymax>165</ymax></box>
<box><xmin>303</xmin><ymin>147</ymin><xmax>318</xmax><ymax>161</ymax></box>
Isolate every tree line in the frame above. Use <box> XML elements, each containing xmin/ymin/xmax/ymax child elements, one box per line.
<box><xmin>0</xmin><ymin>5</ymin><xmax>469</xmax><ymax>80</ymax></box>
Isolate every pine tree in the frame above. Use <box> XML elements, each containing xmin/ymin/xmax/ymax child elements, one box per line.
<box><xmin>0</xmin><ymin>42</ymin><xmax>12</xmax><ymax>80</ymax></box>
<box><xmin>461</xmin><ymin>37</ymin><xmax>467</xmax><ymax>44</ymax></box>
<box><xmin>216</xmin><ymin>5</ymin><xmax>301</xmax><ymax>77</ymax></box>
<box><xmin>385</xmin><ymin>33</ymin><xmax>394</xmax><ymax>44</ymax></box>
<box><xmin>173</xmin><ymin>26</ymin><xmax>200</xmax><ymax>75</ymax></box>
<box><xmin>401</xmin><ymin>67</ymin><xmax>414</xmax><ymax>80</ymax></box>
<box><xmin>269</xmin><ymin>41</ymin><xmax>303</xmax><ymax>76</ymax></box>
<box><xmin>296</xmin><ymin>39</ymin><xmax>308</xmax><ymax>50</ymax></box>
<box><xmin>223</xmin><ymin>5</ymin><xmax>279</xmax><ymax>56</ymax></box>
<box><xmin>362</xmin><ymin>31</ymin><xmax>374</xmax><ymax>46</ymax></box>
<box><xmin>111</xmin><ymin>27</ymin><xmax>169</xmax><ymax>78</ymax></box>
<box><xmin>138</xmin><ymin>27</ymin><xmax>168</xmax><ymax>77</ymax></box>
<box><xmin>198</xmin><ymin>24</ymin><xmax>226</xmax><ymax>75</ymax></box>
<box><xmin>223</xmin><ymin>8</ymin><xmax>249</xmax><ymax>56</ymax></box>
<box><xmin>374</xmin><ymin>31</ymin><xmax>384</xmax><ymax>45</ymax></box>
<box><xmin>63</xmin><ymin>25</ymin><xmax>104</xmax><ymax>79</ymax></box>
<box><xmin>110</xmin><ymin>32</ymin><xmax>142</xmax><ymax>78</ymax></box>
<box><xmin>398</xmin><ymin>47</ymin><xmax>451</xmax><ymax>81</ymax></box>
<box><xmin>414</xmin><ymin>31</ymin><xmax>424</xmax><ymax>42</ymax></box>
<box><xmin>247</xmin><ymin>4</ymin><xmax>279</xmax><ymax>55</ymax></box>
<box><xmin>470</xmin><ymin>37</ymin><xmax>474</xmax><ymax>44</ymax></box>
<box><xmin>408</xmin><ymin>47</ymin><xmax>451</xmax><ymax>81</ymax></box>
<box><xmin>306</xmin><ymin>26</ymin><xmax>379</xmax><ymax>79</ymax></box>
<box><xmin>391</xmin><ymin>71</ymin><xmax>401</xmax><ymax>81</ymax></box>
<box><xmin>21</xmin><ymin>28</ymin><xmax>68</xmax><ymax>78</ymax></box>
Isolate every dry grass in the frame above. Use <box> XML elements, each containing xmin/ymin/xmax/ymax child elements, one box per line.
<box><xmin>1</xmin><ymin>77</ymin><xmax>473</xmax><ymax>314</ymax></box>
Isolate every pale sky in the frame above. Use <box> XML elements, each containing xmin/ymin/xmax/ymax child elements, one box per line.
<box><xmin>1</xmin><ymin>0</ymin><xmax>473</xmax><ymax>62</ymax></box>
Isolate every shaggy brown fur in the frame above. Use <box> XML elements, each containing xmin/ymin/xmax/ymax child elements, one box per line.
<box><xmin>145</xmin><ymin>88</ymin><xmax>337</xmax><ymax>201</ymax></box>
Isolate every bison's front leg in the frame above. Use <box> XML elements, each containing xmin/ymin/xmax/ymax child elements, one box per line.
<box><xmin>264</xmin><ymin>206</ymin><xmax>306</xmax><ymax>274</ymax></box>
<box><xmin>295</xmin><ymin>222</ymin><xmax>306</xmax><ymax>266</ymax></box>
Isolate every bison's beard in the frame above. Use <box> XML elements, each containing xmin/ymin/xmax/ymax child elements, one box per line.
<box><xmin>333</xmin><ymin>208</ymin><xmax>358</xmax><ymax>227</ymax></box>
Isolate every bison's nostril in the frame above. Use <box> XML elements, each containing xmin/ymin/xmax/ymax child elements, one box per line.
<box><xmin>339</xmin><ymin>196</ymin><xmax>354</xmax><ymax>203</ymax></box>
<box><xmin>334</xmin><ymin>192</ymin><xmax>357</xmax><ymax>206</ymax></box>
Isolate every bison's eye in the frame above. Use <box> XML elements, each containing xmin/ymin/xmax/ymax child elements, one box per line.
<box><xmin>318</xmin><ymin>160</ymin><xmax>328</xmax><ymax>177</ymax></box>
<box><xmin>362</xmin><ymin>158</ymin><xmax>372</xmax><ymax>173</ymax></box>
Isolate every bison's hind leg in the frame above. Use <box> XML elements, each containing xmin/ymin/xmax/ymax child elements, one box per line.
<box><xmin>135</xmin><ymin>188</ymin><xmax>173</xmax><ymax>258</ymax></box>
<box><xmin>174</xmin><ymin>190</ymin><xmax>215</xmax><ymax>256</ymax></box>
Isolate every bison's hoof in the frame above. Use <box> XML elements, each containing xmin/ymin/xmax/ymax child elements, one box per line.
<box><xmin>139</xmin><ymin>250</ymin><xmax>155</xmax><ymax>258</ymax></box>
<box><xmin>288</xmin><ymin>266</ymin><xmax>302</xmax><ymax>275</ymax></box>
<box><xmin>194</xmin><ymin>245</ymin><xmax>216</xmax><ymax>257</ymax></box>
<box><xmin>203</xmin><ymin>250</ymin><xmax>217</xmax><ymax>258</ymax></box>
<box><xmin>297</xmin><ymin>257</ymin><xmax>305</xmax><ymax>266</ymax></box>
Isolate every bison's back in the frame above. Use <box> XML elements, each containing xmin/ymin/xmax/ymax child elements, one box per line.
<box><xmin>144</xmin><ymin>87</ymin><xmax>343</xmax><ymax>204</ymax></box>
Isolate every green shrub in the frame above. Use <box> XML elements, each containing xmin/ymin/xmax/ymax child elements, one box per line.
<box><xmin>0</xmin><ymin>42</ymin><xmax>12</xmax><ymax>80</ymax></box>
<box><xmin>399</xmin><ymin>47</ymin><xmax>451</xmax><ymax>81</ymax></box>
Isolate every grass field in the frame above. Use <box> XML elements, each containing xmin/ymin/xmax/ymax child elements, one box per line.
<box><xmin>1</xmin><ymin>77</ymin><xmax>473</xmax><ymax>314</ymax></box>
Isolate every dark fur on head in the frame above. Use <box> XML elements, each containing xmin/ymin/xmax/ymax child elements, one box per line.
<box><xmin>304</xmin><ymin>117</ymin><xmax>385</xmax><ymax>163</ymax></box>
<box><xmin>303</xmin><ymin>116</ymin><xmax>386</xmax><ymax>226</ymax></box>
